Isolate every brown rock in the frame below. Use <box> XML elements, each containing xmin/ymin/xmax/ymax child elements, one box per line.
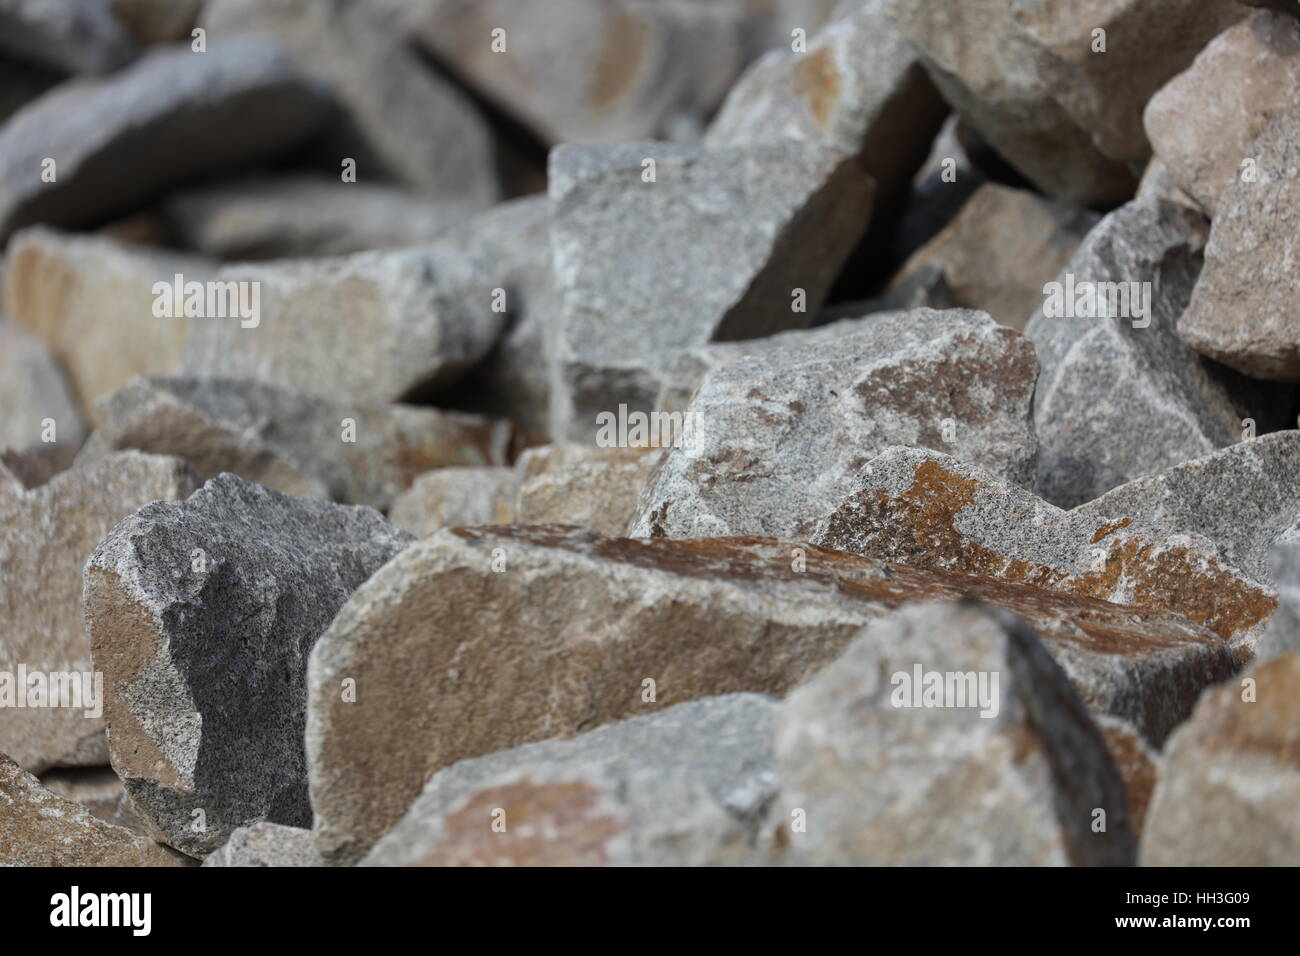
<box><xmin>515</xmin><ymin>444</ymin><xmax>664</xmax><ymax>537</ymax></box>
<box><xmin>388</xmin><ymin>467</ymin><xmax>517</xmax><ymax>538</ymax></box>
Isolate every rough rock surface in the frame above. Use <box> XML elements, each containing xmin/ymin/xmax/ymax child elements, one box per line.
<box><xmin>0</xmin><ymin>38</ymin><xmax>331</xmax><ymax>240</ymax></box>
<box><xmin>515</xmin><ymin>444</ymin><xmax>664</xmax><ymax>537</ymax></box>
<box><xmin>0</xmin><ymin>0</ymin><xmax>136</xmax><ymax>75</ymax></box>
<box><xmin>388</xmin><ymin>467</ymin><xmax>517</xmax><ymax>538</ymax></box>
<box><xmin>0</xmin><ymin>319</ymin><xmax>86</xmax><ymax>467</ymax></box>
<box><xmin>1095</xmin><ymin>714</ymin><xmax>1159</xmax><ymax>839</ymax></box>
<box><xmin>84</xmin><ymin>474</ymin><xmax>412</xmax><ymax>856</ymax></box>
<box><xmin>202</xmin><ymin>822</ymin><xmax>320</xmax><ymax>867</ymax></box>
<box><xmin>363</xmin><ymin>694</ymin><xmax>779</xmax><ymax>867</ymax></box>
<box><xmin>77</xmin><ymin>376</ymin><xmax>515</xmax><ymax>512</ymax></box>
<box><xmin>307</xmin><ymin>525</ymin><xmax>1232</xmax><ymax>863</ymax></box>
<box><xmin>548</xmin><ymin>140</ymin><xmax>874</xmax><ymax>440</ymax></box>
<box><xmin>630</xmin><ymin>308</ymin><xmax>1038</xmax><ymax>539</ymax></box>
<box><xmin>39</xmin><ymin>765</ymin><xmax>128</xmax><ymax>827</ymax></box>
<box><xmin>772</xmin><ymin>602</ymin><xmax>1135</xmax><ymax>865</ymax></box>
<box><xmin>0</xmin><ymin>754</ymin><xmax>189</xmax><ymax>866</ymax></box>
<box><xmin>0</xmin><ymin>452</ymin><xmax>196</xmax><ymax>773</ymax></box>
<box><xmin>1257</xmin><ymin>538</ymin><xmax>1300</xmax><ymax>661</ymax></box>
<box><xmin>1142</xmin><ymin>651</ymin><xmax>1300</xmax><ymax>865</ymax></box>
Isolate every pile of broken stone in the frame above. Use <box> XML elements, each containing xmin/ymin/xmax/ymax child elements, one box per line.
<box><xmin>3</xmin><ymin>0</ymin><xmax>1300</xmax><ymax>868</ymax></box>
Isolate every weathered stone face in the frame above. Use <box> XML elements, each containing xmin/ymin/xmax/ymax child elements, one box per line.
<box><xmin>388</xmin><ymin>467</ymin><xmax>518</xmax><ymax>539</ymax></box>
<box><xmin>514</xmin><ymin>444</ymin><xmax>663</xmax><ymax>537</ymax></box>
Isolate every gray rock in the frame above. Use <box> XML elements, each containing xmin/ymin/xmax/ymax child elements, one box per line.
<box><xmin>388</xmin><ymin>467</ymin><xmax>517</xmax><ymax>538</ymax></box>
<box><xmin>515</xmin><ymin>444</ymin><xmax>664</xmax><ymax>538</ymax></box>
<box><xmin>629</xmin><ymin>308</ymin><xmax>1038</xmax><ymax>539</ymax></box>
<box><xmin>306</xmin><ymin>525</ymin><xmax>1227</xmax><ymax>863</ymax></box>
<box><xmin>202</xmin><ymin>0</ymin><xmax>498</xmax><ymax>206</ymax></box>
<box><xmin>773</xmin><ymin>602</ymin><xmax>1135</xmax><ymax>865</ymax></box>
<box><xmin>84</xmin><ymin>473</ymin><xmax>413</xmax><ymax>857</ymax></box>
<box><xmin>548</xmin><ymin>139</ymin><xmax>874</xmax><ymax>441</ymax></box>
<box><xmin>0</xmin><ymin>0</ymin><xmax>136</xmax><ymax>74</ymax></box>
<box><xmin>1025</xmin><ymin>198</ymin><xmax>1285</xmax><ymax>508</ymax></box>
<box><xmin>76</xmin><ymin>376</ymin><xmax>515</xmax><ymax>512</ymax></box>
<box><xmin>0</xmin><ymin>452</ymin><xmax>197</xmax><ymax>773</ymax></box>
<box><xmin>362</xmin><ymin>694</ymin><xmax>779</xmax><ymax>867</ymax></box>
<box><xmin>0</xmin><ymin>319</ymin><xmax>86</xmax><ymax>468</ymax></box>
<box><xmin>1257</xmin><ymin>538</ymin><xmax>1300</xmax><ymax>660</ymax></box>
<box><xmin>0</xmin><ymin>38</ymin><xmax>331</xmax><ymax>241</ymax></box>
<box><xmin>202</xmin><ymin>822</ymin><xmax>320</xmax><ymax>867</ymax></box>
<box><xmin>1178</xmin><ymin>108</ymin><xmax>1300</xmax><ymax>381</ymax></box>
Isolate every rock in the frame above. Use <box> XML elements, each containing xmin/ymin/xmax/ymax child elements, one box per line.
<box><xmin>1144</xmin><ymin>10</ymin><xmax>1300</xmax><ymax>217</ymax></box>
<box><xmin>888</xmin><ymin>184</ymin><xmax>1097</xmax><ymax>331</ymax></box>
<box><xmin>0</xmin><ymin>38</ymin><xmax>331</xmax><ymax>241</ymax></box>
<box><xmin>76</xmin><ymin>376</ymin><xmax>515</xmax><ymax>512</ymax></box>
<box><xmin>515</xmin><ymin>444</ymin><xmax>663</xmax><ymax>537</ymax></box>
<box><xmin>0</xmin><ymin>452</ymin><xmax>196</xmax><ymax>773</ymax></box>
<box><xmin>0</xmin><ymin>0</ymin><xmax>136</xmax><ymax>74</ymax></box>
<box><xmin>884</xmin><ymin>0</ymin><xmax>1135</xmax><ymax>205</ymax></box>
<box><xmin>818</xmin><ymin>263</ymin><xmax>957</xmax><ymax>326</ymax></box>
<box><xmin>110</xmin><ymin>0</ymin><xmax>203</xmax><ymax>45</ymax></box>
<box><xmin>307</xmin><ymin>525</ymin><xmax>1231</xmax><ymax>863</ymax></box>
<box><xmin>1135</xmin><ymin>157</ymin><xmax>1202</xmax><ymax>210</ymax></box>
<box><xmin>84</xmin><ymin>474</ymin><xmax>413</xmax><ymax>856</ymax></box>
<box><xmin>629</xmin><ymin>308</ymin><xmax>1038</xmax><ymax>539</ymax></box>
<box><xmin>1024</xmin><ymin>198</ymin><xmax>1284</xmax><ymax>508</ymax></box>
<box><xmin>362</xmin><ymin>694</ymin><xmax>779</xmax><ymax>866</ymax></box>
<box><xmin>0</xmin><ymin>319</ymin><xmax>86</xmax><ymax>467</ymax></box>
<box><xmin>180</xmin><ymin>242</ymin><xmax>506</xmax><ymax>404</ymax></box>
<box><xmin>1177</xmin><ymin>109</ymin><xmax>1300</xmax><ymax>381</ymax></box>
<box><xmin>202</xmin><ymin>0</ymin><xmax>498</xmax><ymax>206</ymax></box>
<box><xmin>164</xmin><ymin>176</ymin><xmax>482</xmax><ymax>261</ymax></box>
<box><xmin>0</xmin><ymin>754</ymin><xmax>190</xmax><ymax>866</ymax></box>
<box><xmin>772</xmin><ymin>602</ymin><xmax>1135</xmax><ymax>865</ymax></box>
<box><xmin>812</xmin><ymin>446</ymin><xmax>1273</xmax><ymax>670</ymax></box>
<box><xmin>0</xmin><ymin>57</ymin><xmax>59</xmax><ymax>125</ymax></box>
<box><xmin>39</xmin><ymin>765</ymin><xmax>127</xmax><ymax>826</ymax></box>
<box><xmin>1095</xmin><ymin>714</ymin><xmax>1159</xmax><ymax>839</ymax></box>
<box><xmin>1257</xmin><ymin>538</ymin><xmax>1300</xmax><ymax>660</ymax></box>
<box><xmin>372</xmin><ymin>0</ymin><xmax>746</xmax><ymax>146</ymax></box>
<box><xmin>548</xmin><ymin>140</ymin><xmax>874</xmax><ymax>440</ymax></box>
<box><xmin>202</xmin><ymin>822</ymin><xmax>320</xmax><ymax>867</ymax></box>
<box><xmin>388</xmin><ymin>467</ymin><xmax>517</xmax><ymax>538</ymax></box>
<box><xmin>1142</xmin><ymin>651</ymin><xmax>1300</xmax><ymax>865</ymax></box>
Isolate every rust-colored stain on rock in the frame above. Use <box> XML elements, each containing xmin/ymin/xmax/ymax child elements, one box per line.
<box><xmin>792</xmin><ymin>45</ymin><xmax>840</xmax><ymax>128</ymax></box>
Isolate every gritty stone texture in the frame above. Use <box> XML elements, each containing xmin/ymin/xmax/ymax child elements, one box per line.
<box><xmin>772</xmin><ymin>602</ymin><xmax>1135</xmax><ymax>865</ymax></box>
<box><xmin>180</xmin><ymin>242</ymin><xmax>506</xmax><ymax>405</ymax></box>
<box><xmin>889</xmin><ymin>184</ymin><xmax>1097</xmax><ymax>332</ymax></box>
<box><xmin>1025</xmin><ymin>198</ymin><xmax>1285</xmax><ymax>508</ymax></box>
<box><xmin>165</xmin><ymin>176</ymin><xmax>482</xmax><ymax>261</ymax></box>
<box><xmin>84</xmin><ymin>474</ymin><xmax>412</xmax><ymax>857</ymax></box>
<box><xmin>812</xmin><ymin>446</ymin><xmax>1267</xmax><ymax>687</ymax></box>
<box><xmin>1095</xmin><ymin>714</ymin><xmax>1159</xmax><ymax>839</ymax></box>
<box><xmin>0</xmin><ymin>452</ymin><xmax>196</xmax><ymax>773</ymax></box>
<box><xmin>0</xmin><ymin>319</ymin><xmax>86</xmax><ymax>468</ymax></box>
<box><xmin>0</xmin><ymin>38</ymin><xmax>331</xmax><ymax>241</ymax></box>
<box><xmin>363</xmin><ymin>694</ymin><xmax>779</xmax><ymax>867</ymax></box>
<box><xmin>1257</xmin><ymin>538</ymin><xmax>1300</xmax><ymax>661</ymax></box>
<box><xmin>548</xmin><ymin>140</ymin><xmax>874</xmax><ymax>441</ymax></box>
<box><xmin>202</xmin><ymin>0</ymin><xmax>498</xmax><ymax>206</ymax></box>
<box><xmin>629</xmin><ymin>308</ymin><xmax>1038</xmax><ymax>539</ymax></box>
<box><xmin>1142</xmin><ymin>651</ymin><xmax>1300</xmax><ymax>865</ymax></box>
<box><xmin>202</xmin><ymin>822</ymin><xmax>320</xmax><ymax>867</ymax></box>
<box><xmin>0</xmin><ymin>754</ymin><xmax>190</xmax><ymax>866</ymax></box>
<box><xmin>1177</xmin><ymin>108</ymin><xmax>1300</xmax><ymax>381</ymax></box>
<box><xmin>0</xmin><ymin>0</ymin><xmax>136</xmax><ymax>74</ymax></box>
<box><xmin>76</xmin><ymin>376</ymin><xmax>515</xmax><ymax>512</ymax></box>
<box><xmin>388</xmin><ymin>467</ymin><xmax>517</xmax><ymax>538</ymax></box>
<box><xmin>4</xmin><ymin>228</ymin><xmax>209</xmax><ymax>416</ymax></box>
<box><xmin>1145</xmin><ymin>10</ymin><xmax>1300</xmax><ymax>217</ymax></box>
<box><xmin>515</xmin><ymin>444</ymin><xmax>664</xmax><ymax>538</ymax></box>
<box><xmin>307</xmin><ymin>525</ymin><xmax>1230</xmax><ymax>863</ymax></box>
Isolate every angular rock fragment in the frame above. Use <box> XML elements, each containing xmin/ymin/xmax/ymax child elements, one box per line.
<box><xmin>1257</xmin><ymin>538</ymin><xmax>1300</xmax><ymax>661</ymax></box>
<box><xmin>307</xmin><ymin>525</ymin><xmax>1232</xmax><ymax>863</ymax></box>
<box><xmin>202</xmin><ymin>822</ymin><xmax>320</xmax><ymax>867</ymax></box>
<box><xmin>1144</xmin><ymin>10</ymin><xmax>1300</xmax><ymax>217</ymax></box>
<box><xmin>165</xmin><ymin>176</ymin><xmax>482</xmax><ymax>261</ymax></box>
<box><xmin>1178</xmin><ymin>109</ymin><xmax>1300</xmax><ymax>381</ymax></box>
<box><xmin>812</xmin><ymin>446</ymin><xmax>1274</xmax><ymax>665</ymax></box>
<box><xmin>772</xmin><ymin>602</ymin><xmax>1135</xmax><ymax>865</ymax></box>
<box><xmin>4</xmin><ymin>228</ymin><xmax>209</xmax><ymax>415</ymax></box>
<box><xmin>548</xmin><ymin>140</ymin><xmax>874</xmax><ymax>440</ymax></box>
<box><xmin>202</xmin><ymin>0</ymin><xmax>498</xmax><ymax>206</ymax></box>
<box><xmin>39</xmin><ymin>765</ymin><xmax>127</xmax><ymax>827</ymax></box>
<box><xmin>1025</xmin><ymin>198</ymin><xmax>1285</xmax><ymax>507</ymax></box>
<box><xmin>1142</xmin><ymin>651</ymin><xmax>1300</xmax><ymax>865</ymax></box>
<box><xmin>388</xmin><ymin>467</ymin><xmax>517</xmax><ymax>538</ymax></box>
<box><xmin>0</xmin><ymin>754</ymin><xmax>189</xmax><ymax>866</ymax></box>
<box><xmin>0</xmin><ymin>0</ymin><xmax>136</xmax><ymax>74</ymax></box>
<box><xmin>84</xmin><ymin>474</ymin><xmax>413</xmax><ymax>856</ymax></box>
<box><xmin>888</xmin><ymin>183</ymin><xmax>1096</xmax><ymax>331</ymax></box>
<box><xmin>515</xmin><ymin>444</ymin><xmax>663</xmax><ymax>538</ymax></box>
<box><xmin>630</xmin><ymin>308</ymin><xmax>1038</xmax><ymax>539</ymax></box>
<box><xmin>77</xmin><ymin>377</ymin><xmax>515</xmax><ymax>512</ymax></box>
<box><xmin>363</xmin><ymin>694</ymin><xmax>779</xmax><ymax>867</ymax></box>
<box><xmin>1095</xmin><ymin>714</ymin><xmax>1159</xmax><ymax>839</ymax></box>
<box><xmin>180</xmin><ymin>242</ymin><xmax>505</xmax><ymax>404</ymax></box>
<box><xmin>0</xmin><ymin>452</ymin><xmax>196</xmax><ymax>773</ymax></box>
<box><xmin>0</xmin><ymin>319</ymin><xmax>86</xmax><ymax>467</ymax></box>
<box><xmin>0</xmin><ymin>38</ymin><xmax>331</xmax><ymax>240</ymax></box>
